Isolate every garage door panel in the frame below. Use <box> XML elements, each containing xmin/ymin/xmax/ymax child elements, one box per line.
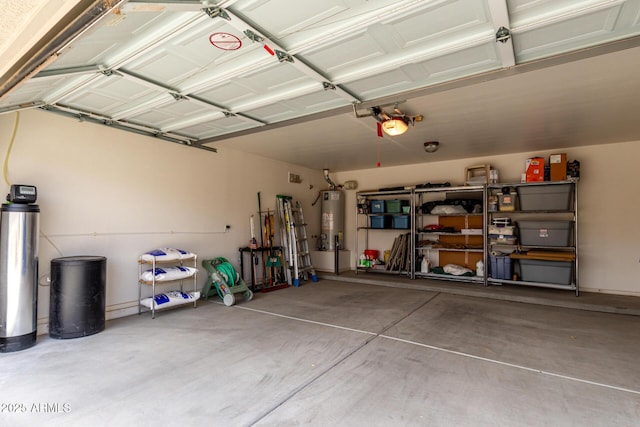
<box><xmin>342</xmin><ymin>42</ymin><xmax>501</xmax><ymax>100</ymax></box>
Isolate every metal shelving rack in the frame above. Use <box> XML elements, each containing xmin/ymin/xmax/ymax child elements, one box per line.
<box><xmin>355</xmin><ymin>188</ymin><xmax>414</xmax><ymax>277</ymax></box>
<box><xmin>138</xmin><ymin>253</ymin><xmax>198</xmax><ymax>318</ymax></box>
<box><xmin>485</xmin><ymin>180</ymin><xmax>578</xmax><ymax>295</ymax></box>
<box><xmin>414</xmin><ymin>185</ymin><xmax>486</xmax><ymax>284</ymax></box>
<box><xmin>353</xmin><ymin>181</ymin><xmax>578</xmax><ymax>294</ymax></box>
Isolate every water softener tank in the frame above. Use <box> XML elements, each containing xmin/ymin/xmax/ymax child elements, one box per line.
<box><xmin>320</xmin><ymin>190</ymin><xmax>344</xmax><ymax>251</ymax></box>
<box><xmin>0</xmin><ymin>197</ymin><xmax>40</xmax><ymax>352</ymax></box>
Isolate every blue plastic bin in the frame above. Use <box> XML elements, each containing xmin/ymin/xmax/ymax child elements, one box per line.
<box><xmin>490</xmin><ymin>255</ymin><xmax>513</xmax><ymax>280</ymax></box>
<box><xmin>370</xmin><ymin>200</ymin><xmax>385</xmax><ymax>213</ymax></box>
<box><xmin>370</xmin><ymin>216</ymin><xmax>391</xmax><ymax>229</ymax></box>
<box><xmin>392</xmin><ymin>215</ymin><xmax>410</xmax><ymax>229</ymax></box>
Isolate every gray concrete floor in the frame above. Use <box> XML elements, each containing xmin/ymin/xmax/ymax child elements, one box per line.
<box><xmin>1</xmin><ymin>278</ymin><xmax>640</xmax><ymax>426</ymax></box>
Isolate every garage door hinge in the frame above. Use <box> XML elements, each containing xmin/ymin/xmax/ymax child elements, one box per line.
<box><xmin>203</xmin><ymin>7</ymin><xmax>230</xmax><ymax>21</ymax></box>
<box><xmin>495</xmin><ymin>26</ymin><xmax>512</xmax><ymax>43</ymax></box>
<box><xmin>276</xmin><ymin>50</ymin><xmax>294</xmax><ymax>63</ymax></box>
<box><xmin>244</xmin><ymin>29</ymin><xmax>264</xmax><ymax>43</ymax></box>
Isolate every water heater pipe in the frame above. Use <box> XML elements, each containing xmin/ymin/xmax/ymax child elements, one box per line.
<box><xmin>323</xmin><ymin>169</ymin><xmax>337</xmax><ymax>190</ymax></box>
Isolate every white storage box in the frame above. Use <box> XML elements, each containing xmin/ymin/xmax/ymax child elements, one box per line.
<box><xmin>461</xmin><ymin>228</ymin><xmax>483</xmax><ymax>235</ymax></box>
<box><xmin>488</xmin><ymin>225</ymin><xmax>515</xmax><ymax>235</ymax></box>
<box><xmin>490</xmin><ymin>235</ymin><xmax>517</xmax><ymax>245</ymax></box>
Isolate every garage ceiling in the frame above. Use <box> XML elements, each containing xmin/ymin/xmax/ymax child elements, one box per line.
<box><xmin>1</xmin><ymin>0</ymin><xmax>640</xmax><ymax>171</ymax></box>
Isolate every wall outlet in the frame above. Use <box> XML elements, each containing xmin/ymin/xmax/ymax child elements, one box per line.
<box><xmin>288</xmin><ymin>172</ymin><xmax>302</xmax><ymax>183</ymax></box>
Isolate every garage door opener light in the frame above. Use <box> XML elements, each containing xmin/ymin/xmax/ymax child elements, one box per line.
<box><xmin>352</xmin><ymin>102</ymin><xmax>422</xmax><ymax>137</ymax></box>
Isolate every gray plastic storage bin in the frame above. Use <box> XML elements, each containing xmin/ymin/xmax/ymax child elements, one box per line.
<box><xmin>519</xmin><ymin>259</ymin><xmax>574</xmax><ymax>285</ymax></box>
<box><xmin>517</xmin><ymin>183</ymin><xmax>573</xmax><ymax>211</ymax></box>
<box><xmin>517</xmin><ymin>220</ymin><xmax>573</xmax><ymax>246</ymax></box>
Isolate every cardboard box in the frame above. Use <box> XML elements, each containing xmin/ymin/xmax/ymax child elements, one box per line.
<box><xmin>525</xmin><ymin>157</ymin><xmax>545</xmax><ymax>182</ymax></box>
<box><xmin>498</xmin><ymin>192</ymin><xmax>517</xmax><ymax>211</ymax></box>
<box><xmin>549</xmin><ymin>153</ymin><xmax>567</xmax><ymax>181</ymax></box>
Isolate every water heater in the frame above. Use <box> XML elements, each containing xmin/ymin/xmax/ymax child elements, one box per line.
<box><xmin>319</xmin><ymin>190</ymin><xmax>344</xmax><ymax>251</ymax></box>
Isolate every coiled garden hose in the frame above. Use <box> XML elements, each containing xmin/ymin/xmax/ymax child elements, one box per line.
<box><xmin>213</xmin><ymin>257</ymin><xmax>237</xmax><ymax>287</ymax></box>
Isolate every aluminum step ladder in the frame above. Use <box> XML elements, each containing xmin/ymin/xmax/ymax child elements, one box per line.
<box><xmin>289</xmin><ymin>200</ymin><xmax>318</xmax><ymax>286</ymax></box>
<box><xmin>276</xmin><ymin>195</ymin><xmax>293</xmax><ymax>286</ymax></box>
<box><xmin>276</xmin><ymin>195</ymin><xmax>318</xmax><ymax>287</ymax></box>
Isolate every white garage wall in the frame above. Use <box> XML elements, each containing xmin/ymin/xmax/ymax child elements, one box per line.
<box><xmin>333</xmin><ymin>140</ymin><xmax>640</xmax><ymax>297</ymax></box>
<box><xmin>2</xmin><ymin>109</ymin><xmax>639</xmax><ymax>333</ymax></box>
<box><xmin>0</xmin><ymin>110</ymin><xmax>325</xmax><ymax>330</ymax></box>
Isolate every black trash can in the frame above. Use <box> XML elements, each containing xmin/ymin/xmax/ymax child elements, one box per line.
<box><xmin>49</xmin><ymin>256</ymin><xmax>106</xmax><ymax>339</ymax></box>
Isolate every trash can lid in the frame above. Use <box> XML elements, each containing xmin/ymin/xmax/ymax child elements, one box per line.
<box><xmin>51</xmin><ymin>256</ymin><xmax>107</xmax><ymax>265</ymax></box>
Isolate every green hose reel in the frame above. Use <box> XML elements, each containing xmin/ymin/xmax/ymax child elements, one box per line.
<box><xmin>201</xmin><ymin>257</ymin><xmax>253</xmax><ymax>306</ymax></box>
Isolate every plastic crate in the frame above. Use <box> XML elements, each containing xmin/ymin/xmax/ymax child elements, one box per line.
<box><xmin>490</xmin><ymin>255</ymin><xmax>513</xmax><ymax>280</ymax></box>
<box><xmin>370</xmin><ymin>200</ymin><xmax>385</xmax><ymax>213</ymax></box>
<box><xmin>392</xmin><ymin>215</ymin><xmax>410</xmax><ymax>229</ymax></box>
<box><xmin>519</xmin><ymin>259</ymin><xmax>574</xmax><ymax>285</ymax></box>
<box><xmin>370</xmin><ymin>215</ymin><xmax>391</xmax><ymax>229</ymax></box>
<box><xmin>517</xmin><ymin>183</ymin><xmax>573</xmax><ymax>211</ymax></box>
<box><xmin>386</xmin><ymin>199</ymin><xmax>409</xmax><ymax>213</ymax></box>
<box><xmin>517</xmin><ymin>220</ymin><xmax>573</xmax><ymax>247</ymax></box>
